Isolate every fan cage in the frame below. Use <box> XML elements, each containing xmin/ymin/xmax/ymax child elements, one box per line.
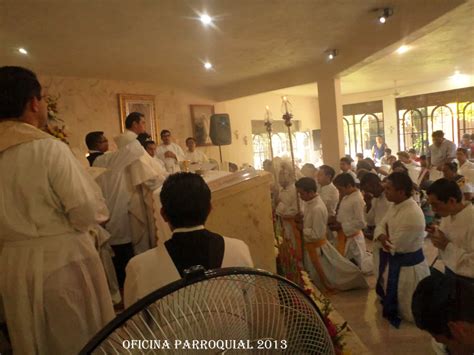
<box><xmin>80</xmin><ymin>267</ymin><xmax>335</xmax><ymax>354</ymax></box>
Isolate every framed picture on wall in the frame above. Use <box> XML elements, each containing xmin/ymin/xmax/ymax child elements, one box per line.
<box><xmin>118</xmin><ymin>94</ymin><xmax>157</xmax><ymax>141</ymax></box>
<box><xmin>190</xmin><ymin>104</ymin><xmax>215</xmax><ymax>146</ymax></box>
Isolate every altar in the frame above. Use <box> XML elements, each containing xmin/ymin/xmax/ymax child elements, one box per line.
<box><xmin>153</xmin><ymin>169</ymin><xmax>276</xmax><ymax>273</ymax></box>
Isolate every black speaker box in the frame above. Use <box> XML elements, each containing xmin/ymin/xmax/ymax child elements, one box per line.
<box><xmin>210</xmin><ymin>114</ymin><xmax>232</xmax><ymax>145</ymax></box>
<box><xmin>312</xmin><ymin>129</ymin><xmax>321</xmax><ymax>151</ymax></box>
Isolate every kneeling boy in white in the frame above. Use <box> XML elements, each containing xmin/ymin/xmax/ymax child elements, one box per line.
<box><xmin>296</xmin><ymin>178</ymin><xmax>368</xmax><ymax>291</ymax></box>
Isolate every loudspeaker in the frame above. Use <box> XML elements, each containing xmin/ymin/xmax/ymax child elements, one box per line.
<box><xmin>312</xmin><ymin>129</ymin><xmax>321</xmax><ymax>151</ymax></box>
<box><xmin>210</xmin><ymin>114</ymin><xmax>232</xmax><ymax>145</ymax></box>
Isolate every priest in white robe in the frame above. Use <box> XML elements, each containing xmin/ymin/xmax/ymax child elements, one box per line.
<box><xmin>316</xmin><ymin>165</ymin><xmax>339</xmax><ymax>217</ymax></box>
<box><xmin>0</xmin><ymin>66</ymin><xmax>114</xmax><ymax>355</ymax></box>
<box><xmin>124</xmin><ymin>173</ymin><xmax>253</xmax><ymax>307</ymax></box>
<box><xmin>156</xmin><ymin>129</ymin><xmax>185</xmax><ymax>173</ymax></box>
<box><xmin>94</xmin><ymin>112</ymin><xmax>167</xmax><ymax>288</ymax></box>
<box><xmin>184</xmin><ymin>136</ymin><xmax>209</xmax><ymax>163</ymax></box>
<box><xmin>295</xmin><ymin>178</ymin><xmax>368</xmax><ymax>291</ymax></box>
<box><xmin>426</xmin><ymin>179</ymin><xmax>474</xmax><ymax>281</ymax></box>
<box><xmin>331</xmin><ymin>173</ymin><xmax>373</xmax><ymax>274</ymax></box>
<box><xmin>374</xmin><ymin>172</ymin><xmax>430</xmax><ymax>328</ymax></box>
<box><xmin>360</xmin><ymin>173</ymin><xmax>393</xmax><ymax>277</ymax></box>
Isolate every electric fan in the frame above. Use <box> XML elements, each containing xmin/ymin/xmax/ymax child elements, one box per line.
<box><xmin>80</xmin><ymin>267</ymin><xmax>335</xmax><ymax>354</ymax></box>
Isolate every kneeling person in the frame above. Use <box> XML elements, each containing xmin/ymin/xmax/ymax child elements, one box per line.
<box><xmin>124</xmin><ymin>172</ymin><xmax>253</xmax><ymax>307</ymax></box>
<box><xmin>296</xmin><ymin>178</ymin><xmax>368</xmax><ymax>291</ymax></box>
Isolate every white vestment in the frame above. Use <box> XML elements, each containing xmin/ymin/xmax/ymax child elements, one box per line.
<box><xmin>438</xmin><ymin>204</ymin><xmax>474</xmax><ymax>278</ymax></box>
<box><xmin>336</xmin><ymin>190</ymin><xmax>373</xmax><ymax>273</ymax></box>
<box><xmin>156</xmin><ymin>142</ymin><xmax>185</xmax><ymax>173</ymax></box>
<box><xmin>95</xmin><ymin>131</ymin><xmax>166</xmax><ymax>254</ymax></box>
<box><xmin>275</xmin><ymin>184</ymin><xmax>298</xmax><ymax>217</ymax></box>
<box><xmin>124</xmin><ymin>229</ymin><xmax>253</xmax><ymax>307</ymax></box>
<box><xmin>184</xmin><ymin>149</ymin><xmax>209</xmax><ymax>163</ymax></box>
<box><xmin>458</xmin><ymin>160</ymin><xmax>474</xmax><ymax>182</ymax></box>
<box><xmin>366</xmin><ymin>192</ymin><xmax>393</xmax><ymax>278</ymax></box>
<box><xmin>374</xmin><ymin>198</ymin><xmax>430</xmax><ymax>322</ymax></box>
<box><xmin>302</xmin><ymin>197</ymin><xmax>368</xmax><ymax>291</ymax></box>
<box><xmin>402</xmin><ymin>161</ymin><xmax>421</xmax><ymax>184</ymax></box>
<box><xmin>0</xmin><ymin>121</ymin><xmax>114</xmax><ymax>355</ymax></box>
<box><xmin>319</xmin><ymin>183</ymin><xmax>339</xmax><ymax>217</ymax></box>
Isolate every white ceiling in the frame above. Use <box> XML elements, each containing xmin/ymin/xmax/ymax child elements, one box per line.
<box><xmin>0</xmin><ymin>0</ymin><xmax>469</xmax><ymax>100</ymax></box>
<box><xmin>272</xmin><ymin>0</ymin><xmax>474</xmax><ymax>98</ymax></box>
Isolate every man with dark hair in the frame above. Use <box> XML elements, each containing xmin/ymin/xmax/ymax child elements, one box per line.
<box><xmin>316</xmin><ymin>165</ymin><xmax>339</xmax><ymax>217</ymax></box>
<box><xmin>184</xmin><ymin>136</ymin><xmax>208</xmax><ymax>164</ymax></box>
<box><xmin>374</xmin><ymin>172</ymin><xmax>429</xmax><ymax>327</ymax></box>
<box><xmin>94</xmin><ymin>114</ymin><xmax>166</xmax><ymax>286</ymax></box>
<box><xmin>295</xmin><ymin>177</ymin><xmax>367</xmax><ymax>291</ymax></box>
<box><xmin>426</xmin><ymin>179</ymin><xmax>473</xmax><ymax>281</ymax></box>
<box><xmin>397</xmin><ymin>151</ymin><xmax>421</xmax><ymax>183</ymax></box>
<box><xmin>360</xmin><ymin>173</ymin><xmax>392</xmax><ymax>276</ymax></box>
<box><xmin>156</xmin><ymin>129</ymin><xmax>185</xmax><ymax>173</ymax></box>
<box><xmin>124</xmin><ymin>173</ymin><xmax>253</xmax><ymax>307</ymax></box>
<box><xmin>427</xmin><ymin>130</ymin><xmax>457</xmax><ymax>181</ymax></box>
<box><xmin>408</xmin><ymin>148</ymin><xmax>420</xmax><ymax>162</ymax></box>
<box><xmin>0</xmin><ymin>66</ymin><xmax>114</xmax><ymax>353</ymax></box>
<box><xmin>412</xmin><ymin>272</ymin><xmax>474</xmax><ymax>354</ymax></box>
<box><xmin>330</xmin><ymin>173</ymin><xmax>372</xmax><ymax>274</ymax></box>
<box><xmin>381</xmin><ymin>148</ymin><xmax>395</xmax><ymax>165</ymax></box>
<box><xmin>85</xmin><ymin>131</ymin><xmax>108</xmax><ymax>166</ymax></box>
<box><xmin>339</xmin><ymin>156</ymin><xmax>358</xmax><ymax>182</ymax></box>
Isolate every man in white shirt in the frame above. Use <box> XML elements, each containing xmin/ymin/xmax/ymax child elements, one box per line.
<box><xmin>338</xmin><ymin>156</ymin><xmax>358</xmax><ymax>183</ymax></box>
<box><xmin>456</xmin><ymin>147</ymin><xmax>474</xmax><ymax>184</ymax></box>
<box><xmin>426</xmin><ymin>179</ymin><xmax>473</xmax><ymax>281</ymax></box>
<box><xmin>427</xmin><ymin>130</ymin><xmax>457</xmax><ymax>181</ymax></box>
<box><xmin>316</xmin><ymin>165</ymin><xmax>339</xmax><ymax>218</ymax></box>
<box><xmin>374</xmin><ymin>172</ymin><xmax>429</xmax><ymax>328</ymax></box>
<box><xmin>156</xmin><ymin>129</ymin><xmax>185</xmax><ymax>173</ymax></box>
<box><xmin>330</xmin><ymin>173</ymin><xmax>372</xmax><ymax>274</ymax></box>
<box><xmin>0</xmin><ymin>66</ymin><xmax>114</xmax><ymax>354</ymax></box>
<box><xmin>95</xmin><ymin>112</ymin><xmax>166</xmax><ymax>288</ymax></box>
<box><xmin>296</xmin><ymin>178</ymin><xmax>368</xmax><ymax>291</ymax></box>
<box><xmin>397</xmin><ymin>151</ymin><xmax>421</xmax><ymax>184</ymax></box>
<box><xmin>360</xmin><ymin>173</ymin><xmax>393</xmax><ymax>277</ymax></box>
<box><xmin>124</xmin><ymin>173</ymin><xmax>253</xmax><ymax>307</ymax></box>
<box><xmin>184</xmin><ymin>136</ymin><xmax>208</xmax><ymax>163</ymax></box>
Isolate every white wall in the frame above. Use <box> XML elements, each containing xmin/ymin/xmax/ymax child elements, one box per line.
<box><xmin>213</xmin><ymin>93</ymin><xmax>320</xmax><ymax>167</ymax></box>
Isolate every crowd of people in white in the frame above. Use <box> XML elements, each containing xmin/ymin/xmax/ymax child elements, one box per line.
<box><xmin>0</xmin><ymin>66</ymin><xmax>473</xmax><ymax>355</ymax></box>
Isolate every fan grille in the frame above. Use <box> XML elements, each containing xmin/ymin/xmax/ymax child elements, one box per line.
<box><xmin>89</xmin><ymin>271</ymin><xmax>334</xmax><ymax>354</ymax></box>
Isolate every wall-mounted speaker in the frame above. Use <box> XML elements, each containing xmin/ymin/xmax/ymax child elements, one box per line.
<box><xmin>210</xmin><ymin>114</ymin><xmax>232</xmax><ymax>146</ymax></box>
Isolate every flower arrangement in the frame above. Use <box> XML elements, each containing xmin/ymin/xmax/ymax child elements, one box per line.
<box><xmin>43</xmin><ymin>95</ymin><xmax>69</xmax><ymax>145</ymax></box>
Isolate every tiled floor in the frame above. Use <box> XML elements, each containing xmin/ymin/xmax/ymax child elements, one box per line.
<box><xmin>327</xmin><ymin>238</ymin><xmax>440</xmax><ymax>355</ymax></box>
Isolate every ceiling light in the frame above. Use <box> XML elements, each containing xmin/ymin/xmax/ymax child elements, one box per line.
<box><xmin>199</xmin><ymin>14</ymin><xmax>213</xmax><ymax>26</ymax></box>
<box><xmin>396</xmin><ymin>45</ymin><xmax>410</xmax><ymax>54</ymax></box>
<box><xmin>204</xmin><ymin>62</ymin><xmax>213</xmax><ymax>70</ymax></box>
<box><xmin>18</xmin><ymin>47</ymin><xmax>28</xmax><ymax>55</ymax></box>
<box><xmin>377</xmin><ymin>8</ymin><xmax>393</xmax><ymax>24</ymax></box>
<box><xmin>450</xmin><ymin>71</ymin><xmax>469</xmax><ymax>85</ymax></box>
<box><xmin>326</xmin><ymin>49</ymin><xmax>338</xmax><ymax>61</ymax></box>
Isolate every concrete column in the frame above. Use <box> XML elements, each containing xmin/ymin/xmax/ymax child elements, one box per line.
<box><xmin>382</xmin><ymin>95</ymin><xmax>399</xmax><ymax>151</ymax></box>
<box><xmin>317</xmin><ymin>77</ymin><xmax>344</xmax><ymax>169</ymax></box>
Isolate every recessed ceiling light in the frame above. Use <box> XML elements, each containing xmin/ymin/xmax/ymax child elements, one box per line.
<box><xmin>396</xmin><ymin>45</ymin><xmax>410</xmax><ymax>54</ymax></box>
<box><xmin>200</xmin><ymin>14</ymin><xmax>213</xmax><ymax>26</ymax></box>
<box><xmin>376</xmin><ymin>7</ymin><xmax>393</xmax><ymax>24</ymax></box>
<box><xmin>18</xmin><ymin>48</ymin><xmax>28</xmax><ymax>55</ymax></box>
<box><xmin>326</xmin><ymin>49</ymin><xmax>338</xmax><ymax>61</ymax></box>
<box><xmin>204</xmin><ymin>62</ymin><xmax>213</xmax><ymax>70</ymax></box>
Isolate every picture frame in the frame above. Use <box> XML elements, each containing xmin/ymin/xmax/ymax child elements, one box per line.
<box><xmin>190</xmin><ymin>104</ymin><xmax>215</xmax><ymax>146</ymax></box>
<box><xmin>118</xmin><ymin>94</ymin><xmax>157</xmax><ymax>141</ymax></box>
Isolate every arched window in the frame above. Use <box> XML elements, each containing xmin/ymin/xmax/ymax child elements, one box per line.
<box><xmin>252</xmin><ymin>134</ymin><xmax>268</xmax><ymax>169</ymax></box>
<box><xmin>400</xmin><ymin>109</ymin><xmax>427</xmax><ymax>155</ymax></box>
<box><xmin>430</xmin><ymin>105</ymin><xmax>455</xmax><ymax>142</ymax></box>
<box><xmin>459</xmin><ymin>101</ymin><xmax>474</xmax><ymax>139</ymax></box>
<box><xmin>343</xmin><ymin>117</ymin><xmax>351</xmax><ymax>156</ymax></box>
<box><xmin>359</xmin><ymin>113</ymin><xmax>381</xmax><ymax>157</ymax></box>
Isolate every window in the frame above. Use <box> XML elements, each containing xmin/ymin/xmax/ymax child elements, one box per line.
<box><xmin>343</xmin><ymin>101</ymin><xmax>385</xmax><ymax>159</ymax></box>
<box><xmin>397</xmin><ymin>87</ymin><xmax>474</xmax><ymax>154</ymax></box>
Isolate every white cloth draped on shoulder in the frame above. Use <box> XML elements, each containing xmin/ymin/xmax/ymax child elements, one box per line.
<box><xmin>0</xmin><ymin>121</ymin><xmax>114</xmax><ymax>355</ymax></box>
<box><xmin>302</xmin><ymin>196</ymin><xmax>368</xmax><ymax>291</ymax></box>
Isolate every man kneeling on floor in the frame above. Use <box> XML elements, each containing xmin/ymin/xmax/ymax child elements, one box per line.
<box><xmin>124</xmin><ymin>172</ymin><xmax>253</xmax><ymax>307</ymax></box>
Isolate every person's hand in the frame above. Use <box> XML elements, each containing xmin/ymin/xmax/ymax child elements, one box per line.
<box><xmin>378</xmin><ymin>234</ymin><xmax>392</xmax><ymax>251</ymax></box>
<box><xmin>431</xmin><ymin>228</ymin><xmax>449</xmax><ymax>250</ymax></box>
<box><xmin>164</xmin><ymin>151</ymin><xmax>177</xmax><ymax>160</ymax></box>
